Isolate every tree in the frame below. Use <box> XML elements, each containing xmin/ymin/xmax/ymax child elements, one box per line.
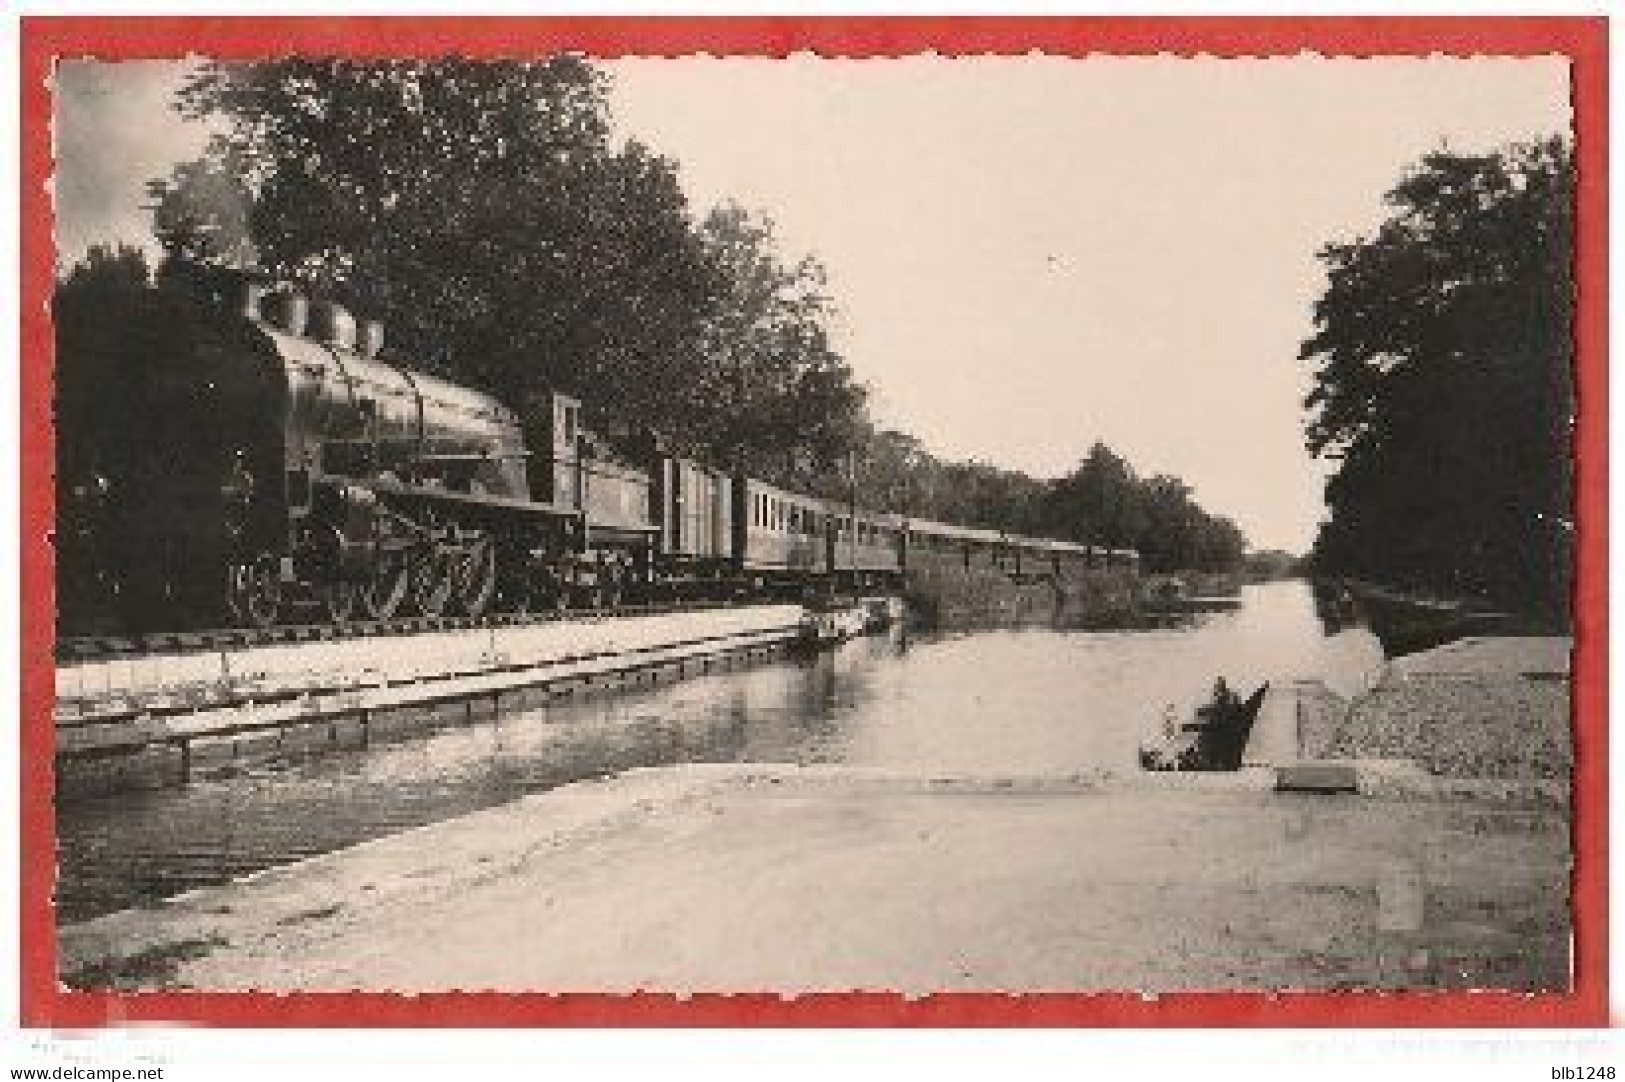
<box><xmin>1301</xmin><ymin>138</ymin><xmax>1573</xmax><ymax>617</ymax></box>
<box><xmin>150</xmin><ymin>59</ymin><xmax>720</xmax><ymax>451</ymax></box>
<box><xmin>1043</xmin><ymin>443</ymin><xmax>1141</xmax><ymax>548</ymax></box>
<box><xmin>686</xmin><ymin>204</ymin><xmax>867</xmax><ymax>480</ymax></box>
<box><xmin>54</xmin><ymin>245</ymin><xmax>155</xmax><ymax>484</ymax></box>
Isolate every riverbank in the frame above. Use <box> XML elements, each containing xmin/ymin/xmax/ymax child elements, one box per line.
<box><xmin>1298</xmin><ymin>636</ymin><xmax>1571</xmax><ymax>781</ymax></box>
<box><xmin>56</xmin><ymin>605</ymin><xmax>811</xmax><ymax>796</ymax></box>
<box><xmin>904</xmin><ymin>564</ymin><xmax>1139</xmax><ymax>629</ymax></box>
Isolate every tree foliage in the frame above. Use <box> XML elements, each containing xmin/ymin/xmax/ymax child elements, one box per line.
<box><xmin>54</xmin><ymin>244</ymin><xmax>157</xmax><ymax>486</ymax></box>
<box><xmin>685</xmin><ymin>204</ymin><xmax>867</xmax><ymax>480</ymax></box>
<box><xmin>1043</xmin><ymin>444</ymin><xmax>1246</xmax><ymax>572</ymax></box>
<box><xmin>1301</xmin><ymin>138</ymin><xmax>1574</xmax><ymax>617</ymax></box>
<box><xmin>150</xmin><ymin>60</ymin><xmax>805</xmax><ymax>462</ymax></box>
<box><xmin>842</xmin><ymin>430</ymin><xmax>1246</xmax><ymax>572</ymax></box>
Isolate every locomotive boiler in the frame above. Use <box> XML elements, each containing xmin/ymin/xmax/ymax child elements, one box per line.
<box><xmin>60</xmin><ymin>278</ymin><xmax>655</xmax><ymax>631</ymax></box>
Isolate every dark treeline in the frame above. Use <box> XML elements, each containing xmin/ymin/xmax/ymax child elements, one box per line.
<box><xmin>1300</xmin><ymin>137</ymin><xmax>1573</xmax><ymax>620</ymax></box>
<box><xmin>853</xmin><ymin>432</ymin><xmax>1245</xmax><ymax>572</ymax></box>
<box><xmin>61</xmin><ymin>58</ymin><xmax>1247</xmax><ymax>574</ymax></box>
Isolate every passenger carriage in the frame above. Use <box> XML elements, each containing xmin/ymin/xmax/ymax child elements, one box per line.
<box><xmin>55</xmin><ymin>273</ymin><xmax>1141</xmax><ymax>636</ymax></box>
<box><xmin>830</xmin><ymin>507</ymin><xmax>904</xmax><ymax>589</ymax></box>
<box><xmin>732</xmin><ymin>478</ymin><xmax>834</xmax><ymax>591</ymax></box>
<box><xmin>904</xmin><ymin>517</ymin><xmax>1005</xmax><ymax>574</ymax></box>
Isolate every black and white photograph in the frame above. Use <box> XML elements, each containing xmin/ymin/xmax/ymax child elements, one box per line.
<box><xmin>35</xmin><ymin>27</ymin><xmax>1588</xmax><ymax>1013</ymax></box>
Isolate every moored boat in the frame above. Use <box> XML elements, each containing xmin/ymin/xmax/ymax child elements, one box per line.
<box><xmin>1139</xmin><ymin>679</ymin><xmax>1270</xmax><ymax>772</ymax></box>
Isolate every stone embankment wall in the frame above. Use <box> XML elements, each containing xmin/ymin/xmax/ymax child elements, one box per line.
<box><xmin>904</xmin><ymin>554</ymin><xmax>1139</xmax><ymax>630</ymax></box>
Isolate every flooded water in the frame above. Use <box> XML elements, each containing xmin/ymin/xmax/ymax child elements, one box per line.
<box><xmin>56</xmin><ymin>581</ymin><xmax>1381</xmax><ymax>922</ymax></box>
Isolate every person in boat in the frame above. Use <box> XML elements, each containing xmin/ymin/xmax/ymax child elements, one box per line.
<box><xmin>1193</xmin><ymin>677</ymin><xmax>1241</xmax><ymax>729</ymax></box>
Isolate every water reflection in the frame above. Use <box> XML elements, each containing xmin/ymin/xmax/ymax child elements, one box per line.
<box><xmin>1310</xmin><ymin>578</ymin><xmax>1364</xmax><ymax>636</ymax></box>
<box><xmin>56</xmin><ymin>581</ymin><xmax>1380</xmax><ymax>922</ymax></box>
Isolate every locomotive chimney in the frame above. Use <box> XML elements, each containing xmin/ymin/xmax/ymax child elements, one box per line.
<box><xmin>359</xmin><ymin>320</ymin><xmax>385</xmax><ymax>359</ymax></box>
<box><xmin>311</xmin><ymin>301</ymin><xmax>358</xmax><ymax>352</ymax></box>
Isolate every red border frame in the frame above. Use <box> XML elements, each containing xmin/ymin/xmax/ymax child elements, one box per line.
<box><xmin>18</xmin><ymin>16</ymin><xmax>1609</xmax><ymax>1028</ymax></box>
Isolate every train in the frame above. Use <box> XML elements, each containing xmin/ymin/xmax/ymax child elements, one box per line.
<box><xmin>54</xmin><ymin>277</ymin><xmax>1139</xmax><ymax>634</ymax></box>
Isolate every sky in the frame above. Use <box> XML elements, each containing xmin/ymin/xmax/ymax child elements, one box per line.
<box><xmin>52</xmin><ymin>56</ymin><xmax>1571</xmax><ymax>552</ymax></box>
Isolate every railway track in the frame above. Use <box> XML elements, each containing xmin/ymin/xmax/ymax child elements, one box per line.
<box><xmin>55</xmin><ymin>598</ymin><xmax>764</xmax><ymax>664</ymax></box>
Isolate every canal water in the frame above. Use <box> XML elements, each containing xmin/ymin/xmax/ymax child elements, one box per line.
<box><xmin>55</xmin><ymin>580</ymin><xmax>1382</xmax><ymax>923</ymax></box>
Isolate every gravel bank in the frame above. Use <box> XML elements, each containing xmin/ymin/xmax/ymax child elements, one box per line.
<box><xmin>1300</xmin><ymin>637</ymin><xmax>1571</xmax><ymax>781</ymax></box>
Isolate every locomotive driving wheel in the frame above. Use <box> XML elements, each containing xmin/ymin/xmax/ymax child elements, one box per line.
<box><xmin>359</xmin><ymin>546</ymin><xmax>411</xmax><ymax>622</ymax></box>
<box><xmin>452</xmin><ymin>532</ymin><xmax>497</xmax><ymax>617</ymax></box>
<box><xmin>321</xmin><ymin>581</ymin><xmax>360</xmax><ymax>625</ymax></box>
<box><xmin>227</xmin><ymin>555</ymin><xmax>283</xmax><ymax>629</ymax></box>
<box><xmin>410</xmin><ymin>521</ymin><xmax>458</xmax><ymax>618</ymax></box>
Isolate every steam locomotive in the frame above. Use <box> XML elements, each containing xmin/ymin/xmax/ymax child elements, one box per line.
<box><xmin>55</xmin><ymin>278</ymin><xmax>1137</xmax><ymax>634</ymax></box>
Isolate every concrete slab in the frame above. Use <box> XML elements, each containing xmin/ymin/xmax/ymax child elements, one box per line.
<box><xmin>57</xmin><ymin>605</ymin><xmax>808</xmax><ymax>707</ymax></box>
<box><xmin>1275</xmin><ymin>762</ymin><xmax>1359</xmax><ymax>793</ymax></box>
<box><xmin>59</xmin><ymin>764</ymin><xmax>1571</xmax><ymax>995</ymax></box>
<box><xmin>57</xmin><ymin>621</ymin><xmax>807</xmax><ymax>758</ymax></box>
